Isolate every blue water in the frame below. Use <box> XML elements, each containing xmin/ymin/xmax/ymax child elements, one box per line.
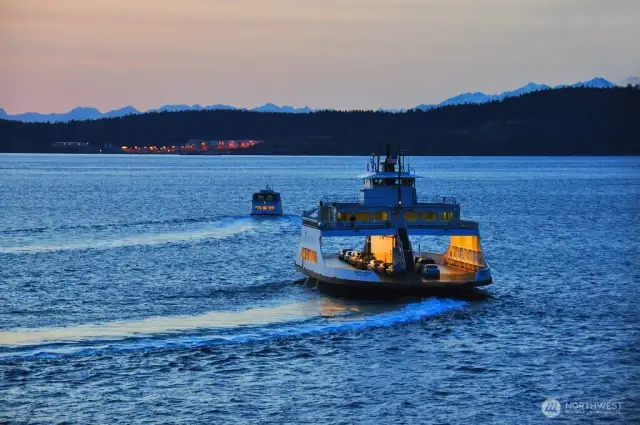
<box><xmin>0</xmin><ymin>154</ymin><xmax>638</xmax><ymax>424</ymax></box>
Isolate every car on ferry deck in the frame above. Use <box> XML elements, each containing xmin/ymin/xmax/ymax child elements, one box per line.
<box><xmin>421</xmin><ymin>264</ymin><xmax>441</xmax><ymax>279</ymax></box>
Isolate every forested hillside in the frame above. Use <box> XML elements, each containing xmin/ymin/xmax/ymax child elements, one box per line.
<box><xmin>1</xmin><ymin>86</ymin><xmax>638</xmax><ymax>155</ymax></box>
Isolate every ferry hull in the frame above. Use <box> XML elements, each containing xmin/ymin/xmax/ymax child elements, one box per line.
<box><xmin>295</xmin><ymin>264</ymin><xmax>491</xmax><ymax>298</ymax></box>
<box><xmin>250</xmin><ymin>210</ymin><xmax>283</xmax><ymax>216</ymax></box>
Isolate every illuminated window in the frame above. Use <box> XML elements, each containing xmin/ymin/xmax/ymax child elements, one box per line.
<box><xmin>373</xmin><ymin>211</ymin><xmax>388</xmax><ymax>221</ymax></box>
<box><xmin>439</xmin><ymin>212</ymin><xmax>453</xmax><ymax>221</ymax></box>
<box><xmin>421</xmin><ymin>212</ymin><xmax>436</xmax><ymax>221</ymax></box>
<box><xmin>301</xmin><ymin>248</ymin><xmax>318</xmax><ymax>263</ymax></box>
<box><xmin>355</xmin><ymin>212</ymin><xmax>371</xmax><ymax>222</ymax></box>
<box><xmin>337</xmin><ymin>212</ymin><xmax>345</xmax><ymax>221</ymax></box>
<box><xmin>404</xmin><ymin>211</ymin><xmax>418</xmax><ymax>222</ymax></box>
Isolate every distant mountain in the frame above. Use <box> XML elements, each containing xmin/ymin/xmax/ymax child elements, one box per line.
<box><xmin>1</xmin><ymin>106</ymin><xmax>104</xmax><ymax>123</ymax></box>
<box><xmin>414</xmin><ymin>78</ymin><xmax>616</xmax><ymax>110</ymax></box>
<box><xmin>496</xmin><ymin>82</ymin><xmax>552</xmax><ymax>99</ymax></box>
<box><xmin>439</xmin><ymin>91</ymin><xmax>493</xmax><ymax>106</ymax></box>
<box><xmin>622</xmin><ymin>76</ymin><xmax>640</xmax><ymax>86</ymax></box>
<box><xmin>571</xmin><ymin>77</ymin><xmax>616</xmax><ymax>88</ymax></box>
<box><xmin>102</xmin><ymin>106</ymin><xmax>140</xmax><ymax>118</ymax></box>
<box><xmin>251</xmin><ymin>103</ymin><xmax>312</xmax><ymax>113</ymax></box>
<box><xmin>376</xmin><ymin>108</ymin><xmax>407</xmax><ymax>113</ymax></box>
<box><xmin>154</xmin><ymin>104</ymin><xmax>199</xmax><ymax>113</ymax></box>
<box><xmin>204</xmin><ymin>104</ymin><xmax>237</xmax><ymax>111</ymax></box>
<box><xmin>0</xmin><ymin>77</ymin><xmax>619</xmax><ymax>122</ymax></box>
<box><xmin>65</xmin><ymin>106</ymin><xmax>102</xmax><ymax>120</ymax></box>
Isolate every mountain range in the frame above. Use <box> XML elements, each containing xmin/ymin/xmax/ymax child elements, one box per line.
<box><xmin>0</xmin><ymin>77</ymin><xmax>624</xmax><ymax>123</ymax></box>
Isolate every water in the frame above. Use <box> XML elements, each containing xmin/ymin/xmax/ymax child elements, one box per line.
<box><xmin>1</xmin><ymin>154</ymin><xmax>638</xmax><ymax>424</ymax></box>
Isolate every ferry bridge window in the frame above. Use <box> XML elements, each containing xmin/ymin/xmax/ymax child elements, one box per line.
<box><xmin>421</xmin><ymin>212</ymin><xmax>436</xmax><ymax>221</ymax></box>
<box><xmin>266</xmin><ymin>195</ymin><xmax>273</xmax><ymax>201</ymax></box>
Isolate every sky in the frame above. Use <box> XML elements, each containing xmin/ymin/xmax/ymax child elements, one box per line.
<box><xmin>1</xmin><ymin>0</ymin><xmax>639</xmax><ymax>113</ymax></box>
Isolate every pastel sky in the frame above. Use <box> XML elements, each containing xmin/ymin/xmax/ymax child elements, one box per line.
<box><xmin>1</xmin><ymin>0</ymin><xmax>639</xmax><ymax>113</ymax></box>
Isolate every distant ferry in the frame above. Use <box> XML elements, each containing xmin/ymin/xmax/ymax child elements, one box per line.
<box><xmin>251</xmin><ymin>185</ymin><xmax>283</xmax><ymax>216</ymax></box>
<box><xmin>294</xmin><ymin>145</ymin><xmax>492</xmax><ymax>296</ymax></box>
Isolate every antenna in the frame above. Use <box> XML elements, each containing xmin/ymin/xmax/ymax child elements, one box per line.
<box><xmin>397</xmin><ymin>142</ymin><xmax>402</xmax><ymax>207</ymax></box>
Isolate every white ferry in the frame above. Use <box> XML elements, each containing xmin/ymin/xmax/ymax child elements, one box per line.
<box><xmin>295</xmin><ymin>146</ymin><xmax>492</xmax><ymax>296</ymax></box>
<box><xmin>251</xmin><ymin>185</ymin><xmax>283</xmax><ymax>216</ymax></box>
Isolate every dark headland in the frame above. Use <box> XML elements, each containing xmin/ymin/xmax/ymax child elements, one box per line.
<box><xmin>1</xmin><ymin>86</ymin><xmax>638</xmax><ymax>155</ymax></box>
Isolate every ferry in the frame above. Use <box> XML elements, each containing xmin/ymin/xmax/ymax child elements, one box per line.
<box><xmin>294</xmin><ymin>146</ymin><xmax>492</xmax><ymax>296</ymax></box>
<box><xmin>251</xmin><ymin>185</ymin><xmax>283</xmax><ymax>216</ymax></box>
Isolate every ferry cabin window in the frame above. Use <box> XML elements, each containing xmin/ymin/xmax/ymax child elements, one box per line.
<box><xmin>336</xmin><ymin>212</ymin><xmax>370</xmax><ymax>221</ymax></box>
<box><xmin>373</xmin><ymin>211</ymin><xmax>388</xmax><ymax>221</ymax></box>
<box><xmin>355</xmin><ymin>212</ymin><xmax>371</xmax><ymax>222</ymax></box>
<box><xmin>255</xmin><ymin>206</ymin><xmax>276</xmax><ymax>211</ymax></box>
<box><xmin>253</xmin><ymin>194</ymin><xmax>265</xmax><ymax>201</ymax></box>
<box><xmin>421</xmin><ymin>212</ymin><xmax>436</xmax><ymax>221</ymax></box>
<box><xmin>404</xmin><ymin>211</ymin><xmax>418</xmax><ymax>222</ymax></box>
<box><xmin>439</xmin><ymin>211</ymin><xmax>453</xmax><ymax>221</ymax></box>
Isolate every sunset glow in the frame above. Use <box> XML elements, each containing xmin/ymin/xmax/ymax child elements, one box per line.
<box><xmin>1</xmin><ymin>0</ymin><xmax>638</xmax><ymax>113</ymax></box>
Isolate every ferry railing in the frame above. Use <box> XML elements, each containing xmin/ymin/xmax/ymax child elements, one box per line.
<box><xmin>302</xmin><ymin>218</ymin><xmax>478</xmax><ymax>231</ymax></box>
<box><xmin>302</xmin><ymin>218</ymin><xmax>391</xmax><ymax>230</ymax></box>
<box><xmin>302</xmin><ymin>207</ymin><xmax>318</xmax><ymax>218</ymax></box>
<box><xmin>321</xmin><ymin>195</ymin><xmax>361</xmax><ymax>204</ymax></box>
<box><xmin>419</xmin><ymin>195</ymin><xmax>459</xmax><ymax>205</ymax></box>
<box><xmin>319</xmin><ymin>195</ymin><xmax>459</xmax><ymax>206</ymax></box>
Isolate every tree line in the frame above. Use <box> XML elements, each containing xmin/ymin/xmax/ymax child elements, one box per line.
<box><xmin>1</xmin><ymin>86</ymin><xmax>638</xmax><ymax>155</ymax></box>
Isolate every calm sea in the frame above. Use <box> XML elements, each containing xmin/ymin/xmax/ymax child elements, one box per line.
<box><xmin>1</xmin><ymin>154</ymin><xmax>638</xmax><ymax>424</ymax></box>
